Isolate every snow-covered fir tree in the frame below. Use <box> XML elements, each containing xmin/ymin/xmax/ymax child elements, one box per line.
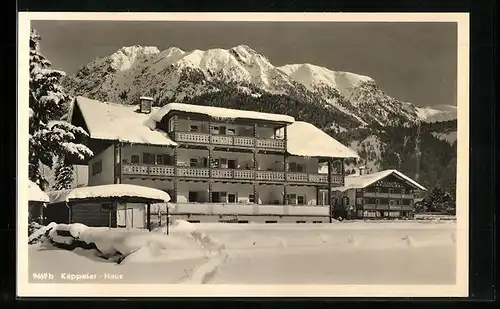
<box><xmin>29</xmin><ymin>28</ymin><xmax>93</xmax><ymax>190</ymax></box>
<box><xmin>53</xmin><ymin>158</ymin><xmax>74</xmax><ymax>191</ymax></box>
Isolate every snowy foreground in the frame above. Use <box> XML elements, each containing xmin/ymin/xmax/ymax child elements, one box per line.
<box><xmin>29</xmin><ymin>220</ymin><xmax>456</xmax><ymax>285</ymax></box>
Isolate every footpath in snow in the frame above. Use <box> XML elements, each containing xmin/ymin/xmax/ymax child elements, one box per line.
<box><xmin>28</xmin><ymin>220</ymin><xmax>457</xmax><ymax>285</ymax></box>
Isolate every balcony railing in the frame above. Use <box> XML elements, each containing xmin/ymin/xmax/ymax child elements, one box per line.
<box><xmin>255</xmin><ymin>170</ymin><xmax>285</xmax><ymax>181</ymax></box>
<box><xmin>121</xmin><ymin>164</ymin><xmax>344</xmax><ymax>185</ymax></box>
<box><xmin>362</xmin><ymin>204</ymin><xmax>413</xmax><ymax>211</ymax></box>
<box><xmin>177</xmin><ymin>167</ymin><xmax>210</xmax><ymax>178</ymax></box>
<box><xmin>174</xmin><ymin>131</ymin><xmax>285</xmax><ymax>150</ymax></box>
<box><xmin>364</xmin><ymin>192</ymin><xmax>414</xmax><ymax>198</ymax></box>
<box><xmin>121</xmin><ymin>164</ymin><xmax>175</xmax><ymax>177</ymax></box>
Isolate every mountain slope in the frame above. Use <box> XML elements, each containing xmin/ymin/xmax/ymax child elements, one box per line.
<box><xmin>62</xmin><ymin>45</ymin><xmax>457</xmax><ymax>193</ymax></box>
<box><xmin>63</xmin><ymin>45</ymin><xmax>429</xmax><ymax>128</ymax></box>
<box><xmin>416</xmin><ymin>105</ymin><xmax>458</xmax><ymax>123</ymax></box>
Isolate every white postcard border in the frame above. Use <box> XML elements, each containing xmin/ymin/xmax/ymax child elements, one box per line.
<box><xmin>17</xmin><ymin>12</ymin><xmax>470</xmax><ymax>298</ymax></box>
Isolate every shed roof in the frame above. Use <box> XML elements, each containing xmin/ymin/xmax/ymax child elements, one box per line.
<box><xmin>28</xmin><ymin>180</ymin><xmax>50</xmax><ymax>202</ymax></box>
<box><xmin>47</xmin><ymin>184</ymin><xmax>171</xmax><ymax>204</ymax></box>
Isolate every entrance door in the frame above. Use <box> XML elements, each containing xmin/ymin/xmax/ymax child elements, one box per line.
<box><xmin>126</xmin><ymin>208</ymin><xmax>133</xmax><ymax>228</ymax></box>
<box><xmin>319</xmin><ymin>190</ymin><xmax>328</xmax><ymax>205</ymax></box>
<box><xmin>228</xmin><ymin>193</ymin><xmax>237</xmax><ymax>203</ymax></box>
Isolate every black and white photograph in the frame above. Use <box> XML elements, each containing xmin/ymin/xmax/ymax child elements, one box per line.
<box><xmin>18</xmin><ymin>13</ymin><xmax>469</xmax><ymax>297</ymax></box>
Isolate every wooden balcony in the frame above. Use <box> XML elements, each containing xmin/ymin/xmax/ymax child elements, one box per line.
<box><xmin>364</xmin><ymin>192</ymin><xmax>414</xmax><ymax>199</ymax></box>
<box><xmin>362</xmin><ymin>204</ymin><xmax>413</xmax><ymax>211</ymax></box>
<box><xmin>121</xmin><ymin>164</ymin><xmax>175</xmax><ymax>177</ymax></box>
<box><xmin>121</xmin><ymin>164</ymin><xmax>344</xmax><ymax>185</ymax></box>
<box><xmin>255</xmin><ymin>170</ymin><xmax>285</xmax><ymax>181</ymax></box>
<box><xmin>177</xmin><ymin>167</ymin><xmax>210</xmax><ymax>178</ymax></box>
<box><xmin>174</xmin><ymin>131</ymin><xmax>285</xmax><ymax>150</ymax></box>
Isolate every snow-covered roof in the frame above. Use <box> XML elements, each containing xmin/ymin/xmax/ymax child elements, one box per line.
<box><xmin>148</xmin><ymin>102</ymin><xmax>295</xmax><ymax>124</ymax></box>
<box><xmin>140</xmin><ymin>96</ymin><xmax>153</xmax><ymax>101</ymax></box>
<box><xmin>28</xmin><ymin>180</ymin><xmax>50</xmax><ymax>202</ymax></box>
<box><xmin>47</xmin><ymin>184</ymin><xmax>171</xmax><ymax>204</ymax></box>
<box><xmin>332</xmin><ymin>169</ymin><xmax>427</xmax><ymax>192</ymax></box>
<box><xmin>286</xmin><ymin>121</ymin><xmax>359</xmax><ymax>159</ymax></box>
<box><xmin>72</xmin><ymin>96</ymin><xmax>177</xmax><ymax>146</ymax></box>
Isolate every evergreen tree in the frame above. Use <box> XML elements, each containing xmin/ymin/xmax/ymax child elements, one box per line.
<box><xmin>29</xmin><ymin>28</ymin><xmax>93</xmax><ymax>190</ymax></box>
<box><xmin>53</xmin><ymin>158</ymin><xmax>74</xmax><ymax>191</ymax></box>
<box><xmin>422</xmin><ymin>186</ymin><xmax>453</xmax><ymax>213</ymax></box>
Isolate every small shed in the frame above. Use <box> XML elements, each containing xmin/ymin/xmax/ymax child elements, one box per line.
<box><xmin>46</xmin><ymin>184</ymin><xmax>171</xmax><ymax>231</ymax></box>
<box><xmin>28</xmin><ymin>180</ymin><xmax>50</xmax><ymax>223</ymax></box>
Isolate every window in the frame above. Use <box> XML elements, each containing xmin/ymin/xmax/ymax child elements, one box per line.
<box><xmin>228</xmin><ymin>159</ymin><xmax>237</xmax><ymax>169</ymax></box>
<box><xmin>297</xmin><ymin>195</ymin><xmax>305</xmax><ymax>205</ymax></box>
<box><xmin>356</xmin><ymin>197</ymin><xmax>363</xmax><ymax>205</ymax></box>
<box><xmin>343</xmin><ymin>197</ymin><xmax>350</xmax><ymax>205</ymax></box>
<box><xmin>219</xmin><ymin>158</ymin><xmax>228</xmax><ymax>169</ymax></box>
<box><xmin>296</xmin><ymin>221</ymin><xmax>306</xmax><ymax>224</ymax></box>
<box><xmin>188</xmin><ymin>191</ymin><xmax>198</xmax><ymax>202</ymax></box>
<box><xmin>228</xmin><ymin>193</ymin><xmax>237</xmax><ymax>203</ymax></box>
<box><xmin>313</xmin><ymin>221</ymin><xmax>322</xmax><ymax>224</ymax></box>
<box><xmin>401</xmin><ymin>188</ymin><xmax>406</xmax><ymax>194</ymax></box>
<box><xmin>397</xmin><ymin>200</ymin><xmax>402</xmax><ymax>206</ymax></box>
<box><xmin>375</xmin><ymin>199</ymin><xmax>380</xmax><ymax>205</ymax></box>
<box><xmin>375</xmin><ymin>187</ymin><xmax>380</xmax><ymax>193</ymax></box>
<box><xmin>91</xmin><ymin>160</ymin><xmax>102</xmax><ymax>176</ymax></box>
<box><xmin>249</xmin><ymin>194</ymin><xmax>255</xmax><ymax>203</ymax></box>
<box><xmin>131</xmin><ymin>155</ymin><xmax>140</xmax><ymax>164</ymax></box>
<box><xmin>143</xmin><ymin>153</ymin><xmax>155</xmax><ymax>165</ymax></box>
<box><xmin>275</xmin><ymin>127</ymin><xmax>285</xmax><ymax>139</ymax></box>
<box><xmin>156</xmin><ymin>154</ymin><xmax>164</xmax><ymax>165</ymax></box>
<box><xmin>288</xmin><ymin>162</ymin><xmax>306</xmax><ymax>173</ymax></box>
<box><xmin>319</xmin><ymin>190</ymin><xmax>328</xmax><ymax>206</ymax></box>
<box><xmin>389</xmin><ymin>200</ymin><xmax>395</xmax><ymax>206</ymax></box>
<box><xmin>100</xmin><ymin>203</ymin><xmax>113</xmax><ymax>212</ymax></box>
<box><xmin>237</xmin><ymin>220</ymin><xmax>248</xmax><ymax>224</ymax></box>
<box><xmin>389</xmin><ymin>188</ymin><xmax>394</xmax><ymax>194</ymax></box>
<box><xmin>190</xmin><ymin>125</ymin><xmax>199</xmax><ymax>132</ymax></box>
<box><xmin>265</xmin><ymin>221</ymin><xmax>277</xmax><ymax>224</ymax></box>
<box><xmin>187</xmin><ymin>220</ymin><xmax>200</xmax><ymax>223</ymax></box>
<box><xmin>190</xmin><ymin>157</ymin><xmax>199</xmax><ymax>167</ymax></box>
<box><xmin>219</xmin><ymin>126</ymin><xmax>227</xmax><ymax>135</ymax></box>
<box><xmin>211</xmin><ymin>192</ymin><xmax>227</xmax><ymax>203</ymax></box>
<box><xmin>227</xmin><ymin>128</ymin><xmax>236</xmax><ymax>135</ymax></box>
<box><xmin>287</xmin><ymin>194</ymin><xmax>297</xmax><ymax>205</ymax></box>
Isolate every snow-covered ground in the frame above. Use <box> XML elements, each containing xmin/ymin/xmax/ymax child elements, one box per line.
<box><xmin>29</xmin><ymin>220</ymin><xmax>456</xmax><ymax>285</ymax></box>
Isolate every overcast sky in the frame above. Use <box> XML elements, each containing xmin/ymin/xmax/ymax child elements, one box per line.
<box><xmin>32</xmin><ymin>20</ymin><xmax>457</xmax><ymax>107</ymax></box>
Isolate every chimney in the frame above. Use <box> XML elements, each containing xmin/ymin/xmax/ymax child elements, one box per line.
<box><xmin>139</xmin><ymin>96</ymin><xmax>153</xmax><ymax>114</ymax></box>
<box><xmin>358</xmin><ymin>166</ymin><xmax>366</xmax><ymax>176</ymax></box>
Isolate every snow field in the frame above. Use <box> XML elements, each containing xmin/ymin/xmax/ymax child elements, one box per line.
<box><xmin>30</xmin><ymin>220</ymin><xmax>457</xmax><ymax>284</ymax></box>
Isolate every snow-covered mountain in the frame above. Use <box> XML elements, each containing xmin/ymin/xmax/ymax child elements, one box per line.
<box><xmin>416</xmin><ymin>105</ymin><xmax>457</xmax><ymax>123</ymax></box>
<box><xmin>63</xmin><ymin>45</ymin><xmax>424</xmax><ymax>127</ymax></box>
<box><xmin>58</xmin><ymin>44</ymin><xmax>457</xmax><ymax>192</ymax></box>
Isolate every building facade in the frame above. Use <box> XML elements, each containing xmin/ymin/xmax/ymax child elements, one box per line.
<box><xmin>332</xmin><ymin>169</ymin><xmax>427</xmax><ymax>219</ymax></box>
<box><xmin>68</xmin><ymin>96</ymin><xmax>359</xmax><ymax>223</ymax></box>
